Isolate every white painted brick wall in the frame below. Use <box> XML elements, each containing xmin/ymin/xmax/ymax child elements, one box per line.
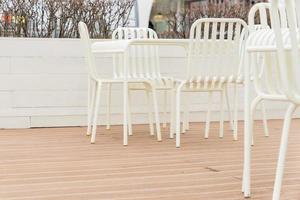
<box><xmin>0</xmin><ymin>38</ymin><xmax>294</xmax><ymax>128</ymax></box>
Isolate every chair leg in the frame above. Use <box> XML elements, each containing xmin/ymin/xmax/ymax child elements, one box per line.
<box><xmin>225</xmin><ymin>85</ymin><xmax>234</xmax><ymax>131</ymax></box>
<box><xmin>146</xmin><ymin>90</ymin><xmax>155</xmax><ymax>136</ymax></box>
<box><xmin>219</xmin><ymin>89</ymin><xmax>225</xmax><ymax>138</ymax></box>
<box><xmin>205</xmin><ymin>92</ymin><xmax>212</xmax><ymax>139</ymax></box>
<box><xmin>250</xmin><ymin>96</ymin><xmax>263</xmax><ymax>146</ymax></box>
<box><xmin>127</xmin><ymin>90</ymin><xmax>133</xmax><ymax>136</ymax></box>
<box><xmin>182</xmin><ymin>92</ymin><xmax>187</xmax><ymax>133</ymax></box>
<box><xmin>233</xmin><ymin>84</ymin><xmax>239</xmax><ymax>141</ymax></box>
<box><xmin>175</xmin><ymin>86</ymin><xmax>183</xmax><ymax>148</ymax></box>
<box><xmin>242</xmin><ymin>53</ymin><xmax>251</xmax><ymax>198</ymax></box>
<box><xmin>87</xmin><ymin>78</ymin><xmax>95</xmax><ymax>136</ymax></box>
<box><xmin>91</xmin><ymin>82</ymin><xmax>102</xmax><ymax>144</ymax></box>
<box><xmin>272</xmin><ymin>104</ymin><xmax>296</xmax><ymax>200</ymax></box>
<box><xmin>170</xmin><ymin>88</ymin><xmax>175</xmax><ymax>139</ymax></box>
<box><xmin>186</xmin><ymin>95</ymin><xmax>190</xmax><ymax>131</ymax></box>
<box><xmin>163</xmin><ymin>90</ymin><xmax>168</xmax><ymax>128</ymax></box>
<box><xmin>123</xmin><ymin>81</ymin><xmax>128</xmax><ymax>146</ymax></box>
<box><xmin>106</xmin><ymin>83</ymin><xmax>112</xmax><ymax>130</ymax></box>
<box><xmin>261</xmin><ymin>101</ymin><xmax>269</xmax><ymax>137</ymax></box>
<box><xmin>151</xmin><ymin>87</ymin><xmax>162</xmax><ymax>142</ymax></box>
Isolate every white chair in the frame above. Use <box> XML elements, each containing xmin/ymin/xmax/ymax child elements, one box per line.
<box><xmin>243</xmin><ymin>2</ymin><xmax>289</xmax><ymax>144</ymax></box>
<box><xmin>244</xmin><ymin>1</ymin><xmax>300</xmax><ymax>199</ymax></box>
<box><xmin>105</xmin><ymin>27</ymin><xmax>176</xmax><ymax>137</ymax></box>
<box><xmin>270</xmin><ymin>1</ymin><xmax>300</xmax><ymax>199</ymax></box>
<box><xmin>174</xmin><ymin>18</ymin><xmax>248</xmax><ymax>147</ymax></box>
<box><xmin>248</xmin><ymin>3</ymin><xmax>288</xmax><ymax>30</ymax></box>
<box><xmin>180</xmin><ymin>6</ymin><xmax>274</xmax><ymax>145</ymax></box>
<box><xmin>78</xmin><ymin>22</ymin><xmax>162</xmax><ymax>145</ymax></box>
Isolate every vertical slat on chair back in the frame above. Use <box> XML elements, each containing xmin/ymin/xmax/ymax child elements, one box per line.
<box><xmin>112</xmin><ymin>28</ymin><xmax>160</xmax><ymax>79</ymax></box>
<box><xmin>187</xmin><ymin>18</ymin><xmax>248</xmax><ymax>82</ymax></box>
<box><xmin>270</xmin><ymin>0</ymin><xmax>300</xmax><ymax>103</ymax></box>
<box><xmin>78</xmin><ymin>22</ymin><xmax>98</xmax><ymax>80</ymax></box>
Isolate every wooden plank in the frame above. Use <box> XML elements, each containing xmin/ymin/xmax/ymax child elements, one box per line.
<box><xmin>0</xmin><ymin>120</ymin><xmax>299</xmax><ymax>199</ymax></box>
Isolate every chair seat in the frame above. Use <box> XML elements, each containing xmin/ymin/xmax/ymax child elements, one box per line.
<box><xmin>127</xmin><ymin>77</ymin><xmax>176</xmax><ymax>90</ymax></box>
<box><xmin>183</xmin><ymin>75</ymin><xmax>244</xmax><ymax>90</ymax></box>
<box><xmin>247</xmin><ymin>29</ymin><xmax>300</xmax><ymax>52</ymax></box>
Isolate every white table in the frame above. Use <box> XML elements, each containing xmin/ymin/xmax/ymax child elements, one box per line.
<box><xmin>92</xmin><ymin>39</ymin><xmax>189</xmax><ymax>53</ymax></box>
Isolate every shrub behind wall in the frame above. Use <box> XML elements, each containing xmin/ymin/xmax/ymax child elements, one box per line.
<box><xmin>0</xmin><ymin>0</ymin><xmax>136</xmax><ymax>38</ymax></box>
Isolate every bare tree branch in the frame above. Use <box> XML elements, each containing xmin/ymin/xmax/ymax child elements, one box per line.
<box><xmin>0</xmin><ymin>0</ymin><xmax>135</xmax><ymax>38</ymax></box>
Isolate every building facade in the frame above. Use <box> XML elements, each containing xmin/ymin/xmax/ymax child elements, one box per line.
<box><xmin>137</xmin><ymin>0</ymin><xmax>270</xmax><ymax>33</ymax></box>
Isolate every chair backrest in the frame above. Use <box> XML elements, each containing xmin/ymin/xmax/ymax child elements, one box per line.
<box><xmin>270</xmin><ymin>0</ymin><xmax>300</xmax><ymax>103</ymax></box>
<box><xmin>111</xmin><ymin>28</ymin><xmax>161</xmax><ymax>79</ymax></box>
<box><xmin>247</xmin><ymin>3</ymin><xmax>281</xmax><ymax>96</ymax></box>
<box><xmin>187</xmin><ymin>18</ymin><xmax>248</xmax><ymax>81</ymax></box>
<box><xmin>248</xmin><ymin>3</ymin><xmax>288</xmax><ymax>31</ymax></box>
<box><xmin>78</xmin><ymin>22</ymin><xmax>98</xmax><ymax>80</ymax></box>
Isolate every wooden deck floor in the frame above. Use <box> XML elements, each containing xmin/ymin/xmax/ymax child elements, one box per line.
<box><xmin>1</xmin><ymin>120</ymin><xmax>300</xmax><ymax>200</ymax></box>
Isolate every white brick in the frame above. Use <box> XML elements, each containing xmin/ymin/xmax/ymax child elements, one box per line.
<box><xmin>12</xmin><ymin>91</ymin><xmax>87</xmax><ymax>108</ymax></box>
<box><xmin>0</xmin><ymin>92</ymin><xmax>13</xmax><ymax>108</ymax></box>
<box><xmin>0</xmin><ymin>117</ymin><xmax>30</xmax><ymax>128</ymax></box>
<box><xmin>0</xmin><ymin>57</ymin><xmax>11</xmax><ymax>73</ymax></box>
<box><xmin>10</xmin><ymin>74</ymin><xmax>87</xmax><ymax>91</ymax></box>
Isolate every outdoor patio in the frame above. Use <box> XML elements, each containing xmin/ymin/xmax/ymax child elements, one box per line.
<box><xmin>1</xmin><ymin>0</ymin><xmax>300</xmax><ymax>199</ymax></box>
<box><xmin>1</xmin><ymin>119</ymin><xmax>300</xmax><ymax>200</ymax></box>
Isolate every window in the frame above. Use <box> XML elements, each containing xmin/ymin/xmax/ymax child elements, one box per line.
<box><xmin>150</xmin><ymin>0</ymin><xmax>185</xmax><ymax>34</ymax></box>
<box><xmin>150</xmin><ymin>0</ymin><xmax>266</xmax><ymax>38</ymax></box>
